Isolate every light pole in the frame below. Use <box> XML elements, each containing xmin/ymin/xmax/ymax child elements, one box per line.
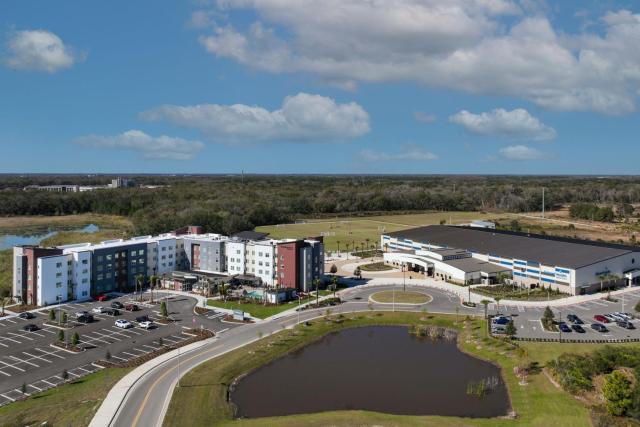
<box><xmin>57</xmin><ymin>294</ymin><xmax>62</xmax><ymax>326</ymax></box>
<box><xmin>402</xmin><ymin>264</ymin><xmax>406</xmax><ymax>293</ymax></box>
<box><xmin>392</xmin><ymin>281</ymin><xmax>395</xmax><ymax>312</ymax></box>
<box><xmin>176</xmin><ymin>344</ymin><xmax>181</xmax><ymax>388</ymax></box>
<box><xmin>297</xmin><ymin>294</ymin><xmax>301</xmax><ymax>325</ymax></box>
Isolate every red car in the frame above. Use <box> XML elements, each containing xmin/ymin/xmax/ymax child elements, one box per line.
<box><xmin>96</xmin><ymin>295</ymin><xmax>109</xmax><ymax>302</ymax></box>
<box><xmin>594</xmin><ymin>314</ymin><xmax>609</xmax><ymax>323</ymax></box>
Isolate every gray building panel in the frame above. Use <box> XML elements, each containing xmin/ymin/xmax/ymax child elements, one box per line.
<box><xmin>388</xmin><ymin>225</ymin><xmax>636</xmax><ymax>269</ymax></box>
<box><xmin>91</xmin><ymin>243</ymin><xmax>148</xmax><ymax>294</ymax></box>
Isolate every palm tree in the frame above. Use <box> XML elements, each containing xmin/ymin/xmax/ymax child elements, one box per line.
<box><xmin>313</xmin><ymin>278</ymin><xmax>322</xmax><ymax>307</ymax></box>
<box><xmin>336</xmin><ymin>240</ymin><xmax>341</xmax><ymax>255</ymax></box>
<box><xmin>494</xmin><ymin>296</ymin><xmax>502</xmax><ymax>315</ymax></box>
<box><xmin>480</xmin><ymin>299</ymin><xmax>490</xmax><ymax>319</ymax></box>
<box><xmin>149</xmin><ymin>275</ymin><xmax>157</xmax><ymax>303</ymax></box>
<box><xmin>135</xmin><ymin>274</ymin><xmax>144</xmax><ymax>302</ymax></box>
<box><xmin>0</xmin><ymin>298</ymin><xmax>5</xmax><ymax>316</ymax></box>
<box><xmin>331</xmin><ymin>275</ymin><xmax>339</xmax><ymax>299</ymax></box>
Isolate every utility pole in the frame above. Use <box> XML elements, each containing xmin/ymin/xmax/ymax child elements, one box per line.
<box><xmin>542</xmin><ymin>187</ymin><xmax>545</xmax><ymax>219</ymax></box>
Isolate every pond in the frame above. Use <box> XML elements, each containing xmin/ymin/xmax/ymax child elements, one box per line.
<box><xmin>0</xmin><ymin>224</ymin><xmax>100</xmax><ymax>250</ymax></box>
<box><xmin>231</xmin><ymin>325</ymin><xmax>510</xmax><ymax>419</ymax></box>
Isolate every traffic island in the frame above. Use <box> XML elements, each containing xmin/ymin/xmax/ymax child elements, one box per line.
<box><xmin>369</xmin><ymin>290</ymin><xmax>432</xmax><ymax>305</ymax></box>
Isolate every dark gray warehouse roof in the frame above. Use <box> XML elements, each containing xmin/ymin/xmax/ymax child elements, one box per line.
<box><xmin>387</xmin><ymin>225</ymin><xmax>638</xmax><ymax>269</ymax></box>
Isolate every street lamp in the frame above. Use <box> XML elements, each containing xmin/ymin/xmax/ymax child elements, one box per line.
<box><xmin>402</xmin><ymin>264</ymin><xmax>406</xmax><ymax>293</ymax></box>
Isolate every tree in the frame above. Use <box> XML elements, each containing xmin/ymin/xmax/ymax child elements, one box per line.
<box><xmin>61</xmin><ymin>311</ymin><xmax>68</xmax><ymax>324</ymax></box>
<box><xmin>105</xmin><ymin>350</ymin><xmax>111</xmax><ymax>361</ymax></box>
<box><xmin>330</xmin><ymin>275</ymin><xmax>339</xmax><ymax>298</ymax></box>
<box><xmin>635</xmin><ymin>300</ymin><xmax>640</xmax><ymax>313</ymax></box>
<box><xmin>49</xmin><ymin>309</ymin><xmax>56</xmax><ymax>321</ymax></box>
<box><xmin>313</xmin><ymin>278</ymin><xmax>322</xmax><ymax>308</ymax></box>
<box><xmin>543</xmin><ymin>306</ymin><xmax>554</xmax><ymax>322</ymax></box>
<box><xmin>149</xmin><ymin>275</ymin><xmax>157</xmax><ymax>303</ymax></box>
<box><xmin>330</xmin><ymin>264</ymin><xmax>338</xmax><ymax>274</ymax></box>
<box><xmin>57</xmin><ymin>329</ymin><xmax>65</xmax><ymax>343</ymax></box>
<box><xmin>158</xmin><ymin>337</ymin><xmax>164</xmax><ymax>346</ymax></box>
<box><xmin>0</xmin><ymin>298</ymin><xmax>5</xmax><ymax>316</ymax></box>
<box><xmin>480</xmin><ymin>300</ymin><xmax>490</xmax><ymax>319</ymax></box>
<box><xmin>603</xmin><ymin>370</ymin><xmax>634</xmax><ymax>416</ymax></box>
<box><xmin>62</xmin><ymin>369</ymin><xmax>69</xmax><ymax>382</ymax></box>
<box><xmin>505</xmin><ymin>320</ymin><xmax>517</xmax><ymax>338</ymax></box>
<box><xmin>494</xmin><ymin>296</ymin><xmax>502</xmax><ymax>314</ymax></box>
<box><xmin>354</xmin><ymin>266</ymin><xmax>362</xmax><ymax>279</ymax></box>
<box><xmin>71</xmin><ymin>332</ymin><xmax>80</xmax><ymax>347</ymax></box>
<box><xmin>135</xmin><ymin>274</ymin><xmax>144</xmax><ymax>301</ymax></box>
<box><xmin>160</xmin><ymin>301</ymin><xmax>168</xmax><ymax>317</ymax></box>
<box><xmin>21</xmin><ymin>382</ymin><xmax>27</xmax><ymax>394</ymax></box>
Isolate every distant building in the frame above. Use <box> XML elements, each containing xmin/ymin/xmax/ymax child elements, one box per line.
<box><xmin>23</xmin><ymin>177</ymin><xmax>136</xmax><ymax>192</ymax></box>
<box><xmin>469</xmin><ymin>220</ymin><xmax>496</xmax><ymax>229</ymax></box>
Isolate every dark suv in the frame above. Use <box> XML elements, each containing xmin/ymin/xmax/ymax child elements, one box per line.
<box><xmin>77</xmin><ymin>314</ymin><xmax>94</xmax><ymax>323</ymax></box>
<box><xmin>136</xmin><ymin>315</ymin><xmax>150</xmax><ymax>323</ymax></box>
<box><xmin>111</xmin><ymin>301</ymin><xmax>124</xmax><ymax>309</ymax></box>
<box><xmin>18</xmin><ymin>312</ymin><xmax>35</xmax><ymax>319</ymax></box>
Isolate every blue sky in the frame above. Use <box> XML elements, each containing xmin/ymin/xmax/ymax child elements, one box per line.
<box><xmin>2</xmin><ymin>0</ymin><xmax>640</xmax><ymax>174</ymax></box>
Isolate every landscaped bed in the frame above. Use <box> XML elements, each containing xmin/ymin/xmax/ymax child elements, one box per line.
<box><xmin>207</xmin><ymin>298</ymin><xmax>313</xmax><ymax>319</ymax></box>
<box><xmin>358</xmin><ymin>262</ymin><xmax>394</xmax><ymax>272</ymax></box>
<box><xmin>473</xmin><ymin>284</ymin><xmax>569</xmax><ymax>301</ymax></box>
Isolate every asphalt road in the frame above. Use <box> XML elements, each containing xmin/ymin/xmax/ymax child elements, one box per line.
<box><xmin>0</xmin><ymin>294</ymin><xmax>237</xmax><ymax>406</ymax></box>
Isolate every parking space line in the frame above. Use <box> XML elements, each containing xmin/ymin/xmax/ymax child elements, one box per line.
<box><xmin>0</xmin><ymin>394</ymin><xmax>15</xmax><ymax>402</ymax></box>
<box><xmin>36</xmin><ymin>347</ymin><xmax>65</xmax><ymax>359</ymax></box>
<box><xmin>7</xmin><ymin>331</ymin><xmax>33</xmax><ymax>341</ymax></box>
<box><xmin>23</xmin><ymin>352</ymin><xmax>52</xmax><ymax>364</ymax></box>
<box><xmin>28</xmin><ymin>384</ymin><xmax>43</xmax><ymax>392</ymax></box>
<box><xmin>0</xmin><ymin>359</ymin><xmax>24</xmax><ymax>372</ymax></box>
<box><xmin>110</xmin><ymin>355</ymin><xmax>127</xmax><ymax>361</ymax></box>
<box><xmin>133</xmin><ymin>347</ymin><xmax>149</xmax><ymax>354</ymax></box>
<box><xmin>142</xmin><ymin>344</ymin><xmax>157</xmax><ymax>351</ymax></box>
<box><xmin>9</xmin><ymin>355</ymin><xmax>39</xmax><ymax>368</ymax></box>
<box><xmin>0</xmin><ymin>341</ymin><xmax>8</xmax><ymax>348</ymax></box>
<box><xmin>3</xmin><ymin>319</ymin><xmax>16</xmax><ymax>324</ymax></box>
<box><xmin>41</xmin><ymin>379</ymin><xmax>56</xmax><ymax>387</ymax></box>
<box><xmin>0</xmin><ymin>336</ymin><xmax>21</xmax><ymax>344</ymax></box>
<box><xmin>105</xmin><ymin>328</ymin><xmax>135</xmax><ymax>339</ymax></box>
<box><xmin>121</xmin><ymin>351</ymin><xmax>138</xmax><ymax>358</ymax></box>
<box><xmin>75</xmin><ymin>366</ymin><xmax>92</xmax><ymax>374</ymax></box>
<box><xmin>0</xmin><ymin>369</ymin><xmax>10</xmax><ymax>377</ymax></box>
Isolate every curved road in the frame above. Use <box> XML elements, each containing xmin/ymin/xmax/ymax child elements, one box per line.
<box><xmin>100</xmin><ymin>284</ymin><xmax>481</xmax><ymax>427</ymax></box>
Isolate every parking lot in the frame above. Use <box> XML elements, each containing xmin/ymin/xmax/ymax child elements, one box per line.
<box><xmin>0</xmin><ymin>293</ymin><xmax>238</xmax><ymax>406</ymax></box>
<box><xmin>494</xmin><ymin>289</ymin><xmax>640</xmax><ymax>341</ymax></box>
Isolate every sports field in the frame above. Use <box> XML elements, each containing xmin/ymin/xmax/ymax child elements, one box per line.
<box><xmin>255</xmin><ymin>211</ymin><xmax>510</xmax><ymax>251</ymax></box>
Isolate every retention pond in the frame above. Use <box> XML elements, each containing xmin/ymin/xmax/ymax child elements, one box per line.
<box><xmin>231</xmin><ymin>325</ymin><xmax>510</xmax><ymax>418</ymax></box>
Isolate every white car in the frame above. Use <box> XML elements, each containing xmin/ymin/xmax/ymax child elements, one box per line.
<box><xmin>92</xmin><ymin>307</ymin><xmax>106</xmax><ymax>314</ymax></box>
<box><xmin>115</xmin><ymin>319</ymin><xmax>133</xmax><ymax>329</ymax></box>
<box><xmin>138</xmin><ymin>321</ymin><xmax>154</xmax><ymax>329</ymax></box>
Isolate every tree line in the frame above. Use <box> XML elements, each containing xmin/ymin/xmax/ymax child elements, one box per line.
<box><xmin>3</xmin><ymin>175</ymin><xmax>640</xmax><ymax>235</ymax></box>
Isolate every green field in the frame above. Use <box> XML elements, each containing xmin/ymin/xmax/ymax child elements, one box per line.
<box><xmin>0</xmin><ymin>367</ymin><xmax>131</xmax><ymax>427</ymax></box>
<box><xmin>163</xmin><ymin>311</ymin><xmax>598</xmax><ymax>427</ymax></box>
<box><xmin>255</xmin><ymin>211</ymin><xmax>511</xmax><ymax>251</ymax></box>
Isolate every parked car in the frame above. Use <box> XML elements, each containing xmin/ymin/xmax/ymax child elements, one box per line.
<box><xmin>111</xmin><ymin>301</ymin><xmax>124</xmax><ymax>309</ymax></box>
<box><xmin>18</xmin><ymin>312</ymin><xmax>35</xmax><ymax>319</ymax></box>
<box><xmin>124</xmin><ymin>304</ymin><xmax>139</xmax><ymax>312</ymax></box>
<box><xmin>92</xmin><ymin>307</ymin><xmax>106</xmax><ymax>314</ymax></box>
<box><xmin>615</xmin><ymin>312</ymin><xmax>634</xmax><ymax>321</ymax></box>
<box><xmin>96</xmin><ymin>294</ymin><xmax>109</xmax><ymax>302</ymax></box>
<box><xmin>567</xmin><ymin>314</ymin><xmax>583</xmax><ymax>324</ymax></box>
<box><xmin>138</xmin><ymin>321</ymin><xmax>154</xmax><ymax>329</ymax></box>
<box><xmin>609</xmin><ymin>313</ymin><xmax>625</xmax><ymax>322</ymax></box>
<box><xmin>103</xmin><ymin>308</ymin><xmax>120</xmax><ymax>316</ymax></box>
<box><xmin>75</xmin><ymin>310</ymin><xmax>90</xmax><ymax>319</ymax></box>
<box><xmin>77</xmin><ymin>314</ymin><xmax>94</xmax><ymax>323</ymax></box>
<box><xmin>591</xmin><ymin>323</ymin><xmax>609</xmax><ymax>333</ymax></box>
<box><xmin>571</xmin><ymin>324</ymin><xmax>586</xmax><ymax>333</ymax></box>
<box><xmin>604</xmin><ymin>314</ymin><xmax>617</xmax><ymax>323</ymax></box>
<box><xmin>559</xmin><ymin>323</ymin><xmax>572</xmax><ymax>333</ymax></box>
<box><xmin>617</xmin><ymin>320</ymin><xmax>635</xmax><ymax>329</ymax></box>
<box><xmin>621</xmin><ymin>312</ymin><xmax>635</xmax><ymax>320</ymax></box>
<box><xmin>23</xmin><ymin>324</ymin><xmax>39</xmax><ymax>332</ymax></box>
<box><xmin>492</xmin><ymin>316</ymin><xmax>511</xmax><ymax>325</ymax></box>
<box><xmin>136</xmin><ymin>315</ymin><xmax>150</xmax><ymax>323</ymax></box>
<box><xmin>115</xmin><ymin>319</ymin><xmax>133</xmax><ymax>329</ymax></box>
<box><xmin>594</xmin><ymin>315</ymin><xmax>609</xmax><ymax>323</ymax></box>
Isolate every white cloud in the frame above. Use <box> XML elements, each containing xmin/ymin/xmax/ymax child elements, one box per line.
<box><xmin>140</xmin><ymin>92</ymin><xmax>370</xmax><ymax>143</ymax></box>
<box><xmin>498</xmin><ymin>144</ymin><xmax>544</xmax><ymax>160</ymax></box>
<box><xmin>413</xmin><ymin>111</ymin><xmax>437</xmax><ymax>123</ymax></box>
<box><xmin>361</xmin><ymin>146</ymin><xmax>437</xmax><ymax>162</ymax></box>
<box><xmin>74</xmin><ymin>130</ymin><xmax>204</xmax><ymax>160</ymax></box>
<box><xmin>196</xmin><ymin>2</ymin><xmax>640</xmax><ymax>114</ymax></box>
<box><xmin>4</xmin><ymin>30</ymin><xmax>79</xmax><ymax>72</ymax></box>
<box><xmin>449</xmin><ymin>108</ymin><xmax>556</xmax><ymax>141</ymax></box>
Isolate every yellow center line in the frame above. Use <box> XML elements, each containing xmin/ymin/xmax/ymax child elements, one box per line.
<box><xmin>131</xmin><ymin>344</ymin><xmax>222</xmax><ymax>427</ymax></box>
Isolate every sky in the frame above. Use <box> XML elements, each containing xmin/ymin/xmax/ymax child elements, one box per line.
<box><xmin>2</xmin><ymin>0</ymin><xmax>640</xmax><ymax>174</ymax></box>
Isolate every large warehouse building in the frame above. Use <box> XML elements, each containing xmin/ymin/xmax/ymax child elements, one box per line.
<box><xmin>382</xmin><ymin>225</ymin><xmax>640</xmax><ymax>295</ymax></box>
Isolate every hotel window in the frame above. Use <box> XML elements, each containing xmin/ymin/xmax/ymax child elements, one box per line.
<box><xmin>97</xmin><ymin>255</ymin><xmax>103</xmax><ymax>262</ymax></box>
<box><xmin>97</xmin><ymin>274</ymin><xmax>103</xmax><ymax>280</ymax></box>
<box><xmin>56</xmin><ymin>272</ymin><xmax>62</xmax><ymax>278</ymax></box>
<box><xmin>106</xmin><ymin>254</ymin><xmax>112</xmax><ymax>261</ymax></box>
<box><xmin>82</xmin><ymin>259</ymin><xmax>88</xmax><ymax>264</ymax></box>
<box><xmin>56</xmin><ymin>282</ymin><xmax>62</xmax><ymax>288</ymax></box>
<box><xmin>56</xmin><ymin>262</ymin><xmax>62</xmax><ymax>268</ymax></box>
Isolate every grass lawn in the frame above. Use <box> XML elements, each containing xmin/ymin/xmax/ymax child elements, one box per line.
<box><xmin>255</xmin><ymin>211</ymin><xmax>513</xmax><ymax>251</ymax></box>
<box><xmin>0</xmin><ymin>367</ymin><xmax>131</xmax><ymax>427</ymax></box>
<box><xmin>359</xmin><ymin>262</ymin><xmax>393</xmax><ymax>271</ymax></box>
<box><xmin>163</xmin><ymin>311</ymin><xmax>594</xmax><ymax>427</ymax></box>
<box><xmin>0</xmin><ymin>213</ymin><xmax>133</xmax><ymax>234</ymax></box>
<box><xmin>207</xmin><ymin>298</ymin><xmax>311</xmax><ymax>319</ymax></box>
<box><xmin>370</xmin><ymin>290</ymin><xmax>432</xmax><ymax>304</ymax></box>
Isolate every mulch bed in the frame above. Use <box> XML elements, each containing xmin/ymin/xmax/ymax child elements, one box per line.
<box><xmin>194</xmin><ymin>306</ymin><xmax>210</xmax><ymax>315</ymax></box>
<box><xmin>222</xmin><ymin>315</ymin><xmax>254</xmax><ymax>324</ymax></box>
<box><xmin>44</xmin><ymin>320</ymin><xmax>75</xmax><ymax>329</ymax></box>
<box><xmin>9</xmin><ymin>304</ymin><xmax>38</xmax><ymax>313</ymax></box>
<box><xmin>53</xmin><ymin>342</ymin><xmax>83</xmax><ymax>352</ymax></box>
<box><xmin>95</xmin><ymin>329</ymin><xmax>215</xmax><ymax>369</ymax></box>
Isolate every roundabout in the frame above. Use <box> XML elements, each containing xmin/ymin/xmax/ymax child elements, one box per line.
<box><xmin>369</xmin><ymin>290</ymin><xmax>432</xmax><ymax>305</ymax></box>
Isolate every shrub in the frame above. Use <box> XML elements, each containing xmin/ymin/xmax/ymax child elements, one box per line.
<box><xmin>603</xmin><ymin>370</ymin><xmax>634</xmax><ymax>416</ymax></box>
